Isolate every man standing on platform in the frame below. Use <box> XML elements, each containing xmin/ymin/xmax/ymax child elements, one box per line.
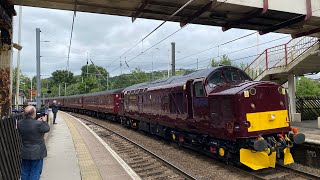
<box><xmin>18</xmin><ymin>105</ymin><xmax>50</xmax><ymax>180</ymax></box>
<box><xmin>51</xmin><ymin>100</ymin><xmax>58</xmax><ymax>124</ymax></box>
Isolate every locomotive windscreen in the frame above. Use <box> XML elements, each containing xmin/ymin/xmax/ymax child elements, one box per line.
<box><xmin>223</xmin><ymin>67</ymin><xmax>252</xmax><ymax>82</ymax></box>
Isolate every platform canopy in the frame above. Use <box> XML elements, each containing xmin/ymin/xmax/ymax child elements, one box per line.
<box><xmin>12</xmin><ymin>0</ymin><xmax>320</xmax><ymax>37</ymax></box>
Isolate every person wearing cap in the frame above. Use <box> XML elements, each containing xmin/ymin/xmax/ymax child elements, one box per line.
<box><xmin>18</xmin><ymin>105</ymin><xmax>50</xmax><ymax>180</ymax></box>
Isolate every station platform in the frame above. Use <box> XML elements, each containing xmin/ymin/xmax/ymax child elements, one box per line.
<box><xmin>292</xmin><ymin>120</ymin><xmax>320</xmax><ymax>144</ymax></box>
<box><xmin>41</xmin><ymin>111</ymin><xmax>141</xmax><ymax>180</ymax></box>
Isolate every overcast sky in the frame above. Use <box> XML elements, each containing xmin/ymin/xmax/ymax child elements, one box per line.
<box><xmin>12</xmin><ymin>6</ymin><xmax>296</xmax><ymax>78</ymax></box>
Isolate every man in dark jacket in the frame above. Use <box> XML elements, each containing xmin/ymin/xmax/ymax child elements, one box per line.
<box><xmin>18</xmin><ymin>106</ymin><xmax>50</xmax><ymax>180</ymax></box>
<box><xmin>51</xmin><ymin>100</ymin><xmax>58</xmax><ymax>124</ymax></box>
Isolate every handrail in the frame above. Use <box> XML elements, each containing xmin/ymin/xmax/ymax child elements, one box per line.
<box><xmin>244</xmin><ymin>37</ymin><xmax>319</xmax><ymax>79</ymax></box>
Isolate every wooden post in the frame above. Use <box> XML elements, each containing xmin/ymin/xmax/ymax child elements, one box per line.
<box><xmin>0</xmin><ymin>11</ymin><xmax>14</xmax><ymax>118</ymax></box>
<box><xmin>0</xmin><ymin>42</ymin><xmax>13</xmax><ymax>118</ymax></box>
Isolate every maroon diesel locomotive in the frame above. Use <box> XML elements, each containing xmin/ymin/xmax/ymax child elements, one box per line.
<box><xmin>47</xmin><ymin>66</ymin><xmax>305</xmax><ymax>170</ymax></box>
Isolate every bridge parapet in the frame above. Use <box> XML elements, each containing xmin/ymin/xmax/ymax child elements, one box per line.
<box><xmin>245</xmin><ymin>37</ymin><xmax>319</xmax><ymax>80</ymax></box>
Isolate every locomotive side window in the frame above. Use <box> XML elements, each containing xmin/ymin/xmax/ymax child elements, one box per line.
<box><xmin>195</xmin><ymin>82</ymin><xmax>204</xmax><ymax>97</ymax></box>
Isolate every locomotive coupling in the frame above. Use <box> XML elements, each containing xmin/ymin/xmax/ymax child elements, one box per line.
<box><xmin>240</xmin><ymin>131</ymin><xmax>304</xmax><ymax>170</ymax></box>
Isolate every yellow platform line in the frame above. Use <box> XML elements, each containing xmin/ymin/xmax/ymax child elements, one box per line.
<box><xmin>61</xmin><ymin>113</ymin><xmax>102</xmax><ymax>180</ymax></box>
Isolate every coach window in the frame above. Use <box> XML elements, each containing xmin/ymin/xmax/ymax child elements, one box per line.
<box><xmin>194</xmin><ymin>81</ymin><xmax>204</xmax><ymax>97</ymax></box>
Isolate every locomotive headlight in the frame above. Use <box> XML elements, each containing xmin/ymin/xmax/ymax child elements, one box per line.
<box><xmin>244</xmin><ymin>121</ymin><xmax>251</xmax><ymax>128</ymax></box>
<box><xmin>280</xmin><ymin>101</ymin><xmax>284</xmax><ymax>106</ymax></box>
<box><xmin>250</xmin><ymin>103</ymin><xmax>255</xmax><ymax>109</ymax></box>
<box><xmin>234</xmin><ymin>123</ymin><xmax>240</xmax><ymax>130</ymax></box>
<box><xmin>249</xmin><ymin>88</ymin><xmax>256</xmax><ymax>95</ymax></box>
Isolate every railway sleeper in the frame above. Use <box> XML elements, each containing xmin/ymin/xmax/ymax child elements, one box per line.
<box><xmin>138</xmin><ymin>167</ymin><xmax>169</xmax><ymax>178</ymax></box>
<box><xmin>129</xmin><ymin>160</ymin><xmax>158</xmax><ymax>169</ymax></box>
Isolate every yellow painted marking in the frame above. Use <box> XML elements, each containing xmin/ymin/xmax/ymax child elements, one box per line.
<box><xmin>246</xmin><ymin>110</ymin><xmax>289</xmax><ymax>132</ymax></box>
<box><xmin>240</xmin><ymin>148</ymin><xmax>276</xmax><ymax>170</ymax></box>
<box><xmin>284</xmin><ymin>148</ymin><xmax>294</xmax><ymax>165</ymax></box>
<box><xmin>61</xmin><ymin>113</ymin><xmax>102</xmax><ymax>180</ymax></box>
<box><xmin>219</xmin><ymin>148</ymin><xmax>225</xmax><ymax>157</ymax></box>
<box><xmin>244</xmin><ymin>90</ymin><xmax>249</xmax><ymax>98</ymax></box>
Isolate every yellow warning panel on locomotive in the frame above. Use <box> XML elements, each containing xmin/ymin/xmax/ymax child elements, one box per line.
<box><xmin>246</xmin><ymin>110</ymin><xmax>289</xmax><ymax>132</ymax></box>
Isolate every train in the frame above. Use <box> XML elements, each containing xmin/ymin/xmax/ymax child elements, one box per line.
<box><xmin>45</xmin><ymin>66</ymin><xmax>305</xmax><ymax>170</ymax></box>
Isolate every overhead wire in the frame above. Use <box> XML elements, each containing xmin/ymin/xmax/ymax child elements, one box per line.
<box><xmin>178</xmin><ymin>35</ymin><xmax>291</xmax><ymax>69</ymax></box>
<box><xmin>105</xmin><ymin>0</ymin><xmax>197</xmax><ymax>69</ymax></box>
<box><xmin>176</xmin><ymin>31</ymin><xmax>257</xmax><ymax>62</ymax></box>
<box><xmin>115</xmin><ymin>0</ymin><xmax>230</xmax><ymax>73</ymax></box>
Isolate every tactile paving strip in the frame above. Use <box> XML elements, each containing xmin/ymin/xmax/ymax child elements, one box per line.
<box><xmin>62</xmin><ymin>113</ymin><xmax>102</xmax><ymax>180</ymax></box>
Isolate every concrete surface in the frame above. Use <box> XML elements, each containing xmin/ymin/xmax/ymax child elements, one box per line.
<box><xmin>61</xmin><ymin>112</ymin><xmax>139</xmax><ymax>180</ymax></box>
<box><xmin>292</xmin><ymin>120</ymin><xmax>320</xmax><ymax>144</ymax></box>
<box><xmin>41</xmin><ymin>112</ymin><xmax>81</xmax><ymax>180</ymax></box>
<box><xmin>292</xmin><ymin>113</ymin><xmax>302</xmax><ymax>123</ymax></box>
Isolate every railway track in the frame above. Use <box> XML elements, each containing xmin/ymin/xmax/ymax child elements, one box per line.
<box><xmin>70</xmin><ymin>113</ymin><xmax>320</xmax><ymax>180</ymax></box>
<box><xmin>245</xmin><ymin>165</ymin><xmax>320</xmax><ymax>180</ymax></box>
<box><xmin>70</xmin><ymin>113</ymin><xmax>196</xmax><ymax>180</ymax></box>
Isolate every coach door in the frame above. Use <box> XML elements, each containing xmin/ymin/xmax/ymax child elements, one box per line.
<box><xmin>193</xmin><ymin>79</ymin><xmax>209</xmax><ymax>120</ymax></box>
<box><xmin>186</xmin><ymin>80</ymin><xmax>194</xmax><ymax>119</ymax></box>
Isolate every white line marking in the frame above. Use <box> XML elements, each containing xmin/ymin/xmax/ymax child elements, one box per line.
<box><xmin>63</xmin><ymin>112</ymin><xmax>142</xmax><ymax>180</ymax></box>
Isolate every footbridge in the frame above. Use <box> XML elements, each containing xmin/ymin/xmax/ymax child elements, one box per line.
<box><xmin>245</xmin><ymin>37</ymin><xmax>320</xmax><ymax>122</ymax></box>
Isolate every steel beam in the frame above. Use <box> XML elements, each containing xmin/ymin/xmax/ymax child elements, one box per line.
<box><xmin>132</xmin><ymin>0</ymin><xmax>149</xmax><ymax>22</ymax></box>
<box><xmin>259</xmin><ymin>15</ymin><xmax>306</xmax><ymax>35</ymax></box>
<box><xmin>292</xmin><ymin>27</ymin><xmax>320</xmax><ymax>38</ymax></box>
<box><xmin>222</xmin><ymin>0</ymin><xmax>268</xmax><ymax>32</ymax></box>
<box><xmin>180</xmin><ymin>0</ymin><xmax>214</xmax><ymax>27</ymax></box>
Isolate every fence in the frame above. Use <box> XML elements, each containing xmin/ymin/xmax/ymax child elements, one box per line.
<box><xmin>0</xmin><ymin>114</ymin><xmax>23</xmax><ymax>180</ymax></box>
<box><xmin>296</xmin><ymin>97</ymin><xmax>320</xmax><ymax>120</ymax></box>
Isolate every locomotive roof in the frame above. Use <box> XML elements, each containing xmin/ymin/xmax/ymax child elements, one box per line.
<box><xmin>125</xmin><ymin>66</ymin><xmax>223</xmax><ymax>91</ymax></box>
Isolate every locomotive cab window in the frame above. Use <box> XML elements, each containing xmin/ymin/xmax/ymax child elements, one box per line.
<box><xmin>194</xmin><ymin>81</ymin><xmax>204</xmax><ymax>97</ymax></box>
<box><xmin>223</xmin><ymin>68</ymin><xmax>252</xmax><ymax>82</ymax></box>
<box><xmin>207</xmin><ymin>70</ymin><xmax>225</xmax><ymax>87</ymax></box>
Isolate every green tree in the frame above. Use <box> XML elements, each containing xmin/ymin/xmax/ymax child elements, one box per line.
<box><xmin>220</xmin><ymin>55</ymin><xmax>232</xmax><ymax>66</ymax></box>
<box><xmin>210</xmin><ymin>58</ymin><xmax>219</xmax><ymax>67</ymax></box>
<box><xmin>51</xmin><ymin>70</ymin><xmax>75</xmax><ymax>84</ymax></box>
<box><xmin>296</xmin><ymin>77</ymin><xmax>320</xmax><ymax>97</ymax></box>
<box><xmin>81</xmin><ymin>64</ymin><xmax>109</xmax><ymax>78</ymax></box>
<box><xmin>132</xmin><ymin>68</ymin><xmax>149</xmax><ymax>83</ymax></box>
<box><xmin>210</xmin><ymin>55</ymin><xmax>232</xmax><ymax>67</ymax></box>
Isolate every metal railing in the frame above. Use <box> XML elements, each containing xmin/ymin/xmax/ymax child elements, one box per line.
<box><xmin>244</xmin><ymin>37</ymin><xmax>319</xmax><ymax>79</ymax></box>
<box><xmin>0</xmin><ymin>114</ymin><xmax>23</xmax><ymax>180</ymax></box>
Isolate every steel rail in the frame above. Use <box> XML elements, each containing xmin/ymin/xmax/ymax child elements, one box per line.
<box><xmin>277</xmin><ymin>164</ymin><xmax>320</xmax><ymax>180</ymax></box>
<box><xmin>70</xmin><ymin>113</ymin><xmax>197</xmax><ymax>180</ymax></box>
<box><xmin>70</xmin><ymin>113</ymin><xmax>320</xmax><ymax>180</ymax></box>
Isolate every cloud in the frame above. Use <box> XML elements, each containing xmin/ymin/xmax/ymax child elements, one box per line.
<box><xmin>12</xmin><ymin>6</ymin><xmax>299</xmax><ymax>78</ymax></box>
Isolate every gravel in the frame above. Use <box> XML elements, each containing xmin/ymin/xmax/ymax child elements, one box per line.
<box><xmin>74</xmin><ymin>114</ymin><xmax>254</xmax><ymax>180</ymax></box>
